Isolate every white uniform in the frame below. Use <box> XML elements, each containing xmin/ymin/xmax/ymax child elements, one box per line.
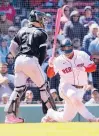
<box><xmin>45</xmin><ymin>50</ymin><xmax>97</xmax><ymax>122</ymax></box>
<box><xmin>54</xmin><ymin>50</ymin><xmax>91</xmax><ymax>99</ymax></box>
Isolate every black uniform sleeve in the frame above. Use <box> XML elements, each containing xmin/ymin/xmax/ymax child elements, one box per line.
<box><xmin>39</xmin><ymin>46</ymin><xmax>46</xmax><ymax>65</ymax></box>
<box><xmin>34</xmin><ymin>29</ymin><xmax>48</xmax><ymax>65</ymax></box>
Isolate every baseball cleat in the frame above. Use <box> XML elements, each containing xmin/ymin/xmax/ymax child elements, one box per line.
<box><xmin>5</xmin><ymin>113</ymin><xmax>24</xmax><ymax>124</ymax></box>
<box><xmin>41</xmin><ymin>115</ymin><xmax>53</xmax><ymax>123</ymax></box>
<box><xmin>88</xmin><ymin>118</ymin><xmax>99</xmax><ymax>122</ymax></box>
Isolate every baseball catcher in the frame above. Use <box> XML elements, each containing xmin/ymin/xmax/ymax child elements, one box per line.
<box><xmin>4</xmin><ymin>10</ymin><xmax>56</xmax><ymax>123</ymax></box>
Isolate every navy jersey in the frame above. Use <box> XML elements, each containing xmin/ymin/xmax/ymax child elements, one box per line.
<box><xmin>13</xmin><ymin>25</ymin><xmax>48</xmax><ymax>64</ymax></box>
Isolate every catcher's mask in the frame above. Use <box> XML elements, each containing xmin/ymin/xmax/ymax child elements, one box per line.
<box><xmin>29</xmin><ymin>10</ymin><xmax>46</xmax><ymax>28</ymax></box>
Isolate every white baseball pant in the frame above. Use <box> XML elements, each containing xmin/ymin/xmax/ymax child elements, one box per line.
<box><xmin>47</xmin><ymin>84</ymin><xmax>96</xmax><ymax>122</ymax></box>
<box><xmin>14</xmin><ymin>55</ymin><xmax>45</xmax><ymax>88</ymax></box>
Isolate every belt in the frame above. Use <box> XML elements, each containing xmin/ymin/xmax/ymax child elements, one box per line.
<box><xmin>72</xmin><ymin>85</ymin><xmax>83</xmax><ymax>89</ymax></box>
<box><xmin>25</xmin><ymin>54</ymin><xmax>38</xmax><ymax>58</ymax></box>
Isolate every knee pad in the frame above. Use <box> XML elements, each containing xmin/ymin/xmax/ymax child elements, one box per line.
<box><xmin>4</xmin><ymin>85</ymin><xmax>26</xmax><ymax>115</ymax></box>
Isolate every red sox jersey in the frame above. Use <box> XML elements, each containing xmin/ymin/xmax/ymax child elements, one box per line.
<box><xmin>53</xmin><ymin>50</ymin><xmax>93</xmax><ymax>86</ymax></box>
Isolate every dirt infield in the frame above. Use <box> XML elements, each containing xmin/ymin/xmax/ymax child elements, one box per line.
<box><xmin>0</xmin><ymin>122</ymin><xmax>99</xmax><ymax>136</ymax></box>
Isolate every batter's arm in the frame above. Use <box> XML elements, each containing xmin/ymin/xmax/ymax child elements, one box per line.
<box><xmin>82</xmin><ymin>51</ymin><xmax>96</xmax><ymax>72</ymax></box>
<box><xmin>84</xmin><ymin>63</ymin><xmax>96</xmax><ymax>73</ymax></box>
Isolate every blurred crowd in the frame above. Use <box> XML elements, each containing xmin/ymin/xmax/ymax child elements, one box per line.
<box><xmin>0</xmin><ymin>0</ymin><xmax>99</xmax><ymax>105</ymax></box>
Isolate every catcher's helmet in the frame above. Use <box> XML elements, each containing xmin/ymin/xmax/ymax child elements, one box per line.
<box><xmin>29</xmin><ymin>10</ymin><xmax>46</xmax><ymax>27</ymax></box>
<box><xmin>61</xmin><ymin>38</ymin><xmax>73</xmax><ymax>54</ymax></box>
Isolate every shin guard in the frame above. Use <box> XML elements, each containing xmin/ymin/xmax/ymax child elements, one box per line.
<box><xmin>4</xmin><ymin>85</ymin><xmax>26</xmax><ymax>116</ymax></box>
<box><xmin>40</xmin><ymin>82</ymin><xmax>57</xmax><ymax>114</ymax></box>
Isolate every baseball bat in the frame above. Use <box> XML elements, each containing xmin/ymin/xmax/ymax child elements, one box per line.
<box><xmin>52</xmin><ymin>8</ymin><xmax>62</xmax><ymax>58</ymax></box>
<box><xmin>47</xmin><ymin>8</ymin><xmax>62</xmax><ymax>78</ymax></box>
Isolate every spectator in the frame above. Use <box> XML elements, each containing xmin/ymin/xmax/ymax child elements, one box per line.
<box><xmin>29</xmin><ymin>86</ymin><xmax>41</xmax><ymax>102</ymax></box>
<box><xmin>66</xmin><ymin>0</ymin><xmax>74</xmax><ymax>8</ymax></box>
<box><xmin>82</xmin><ymin>23</ymin><xmax>98</xmax><ymax>55</ymax></box>
<box><xmin>43</xmin><ymin>0</ymin><xmax>54</xmax><ymax>7</ymax></box>
<box><xmin>46</xmin><ymin>31</ymin><xmax>54</xmax><ymax>49</ymax></box>
<box><xmin>44</xmin><ymin>13</ymin><xmax>53</xmax><ymax>32</ymax></box>
<box><xmin>72</xmin><ymin>38</ymin><xmax>81</xmax><ymax>50</ymax></box>
<box><xmin>26</xmin><ymin>78</ymin><xmax>41</xmax><ymax>101</ymax></box>
<box><xmin>14</xmin><ymin>15</ymin><xmax>21</xmax><ymax>28</ymax></box>
<box><xmin>83</xmin><ymin>90</ymin><xmax>91</xmax><ymax>103</ymax></box>
<box><xmin>0</xmin><ymin>62</ymin><xmax>14</xmax><ymax>101</ymax></box>
<box><xmin>58</xmin><ymin>0</ymin><xmax>73</xmax><ymax>8</ymax></box>
<box><xmin>88</xmin><ymin>30</ymin><xmax>99</xmax><ymax>90</ymax></box>
<box><xmin>89</xmin><ymin>29</ymin><xmax>99</xmax><ymax>56</ymax></box>
<box><xmin>79</xmin><ymin>6</ymin><xmax>99</xmax><ymax>35</ymax></box>
<box><xmin>93</xmin><ymin>1</ymin><xmax>99</xmax><ymax>18</ymax></box>
<box><xmin>23</xmin><ymin>90</ymin><xmax>34</xmax><ymax>104</ymax></box>
<box><xmin>85</xmin><ymin>88</ymin><xmax>99</xmax><ymax>105</ymax></box>
<box><xmin>0</xmin><ymin>0</ymin><xmax>16</xmax><ymax>22</ymax></box>
<box><xmin>0</xmin><ymin>37</ymin><xmax>9</xmax><ymax>63</ymax></box>
<box><xmin>49</xmin><ymin>73</ymin><xmax>63</xmax><ymax>101</ymax></box>
<box><xmin>5</xmin><ymin>26</ymin><xmax>17</xmax><ymax>47</ymax></box>
<box><xmin>58</xmin><ymin>0</ymin><xmax>64</xmax><ymax>7</ymax></box>
<box><xmin>61</xmin><ymin>5</ymin><xmax>70</xmax><ymax>22</ymax></box>
<box><xmin>0</xmin><ymin>11</ymin><xmax>13</xmax><ymax>35</ymax></box>
<box><xmin>50</xmin><ymin>89</ymin><xmax>60</xmax><ymax>102</ymax></box>
<box><xmin>83</xmin><ymin>84</ymin><xmax>93</xmax><ymax>103</ymax></box>
<box><xmin>63</xmin><ymin>10</ymin><xmax>85</xmax><ymax>44</ymax></box>
<box><xmin>60</xmin><ymin>5</ymin><xmax>70</xmax><ymax>34</ymax></box>
<box><xmin>0</xmin><ymin>93</ymin><xmax>9</xmax><ymax>104</ymax></box>
<box><xmin>50</xmin><ymin>73</ymin><xmax>60</xmax><ymax>92</ymax></box>
<box><xmin>47</xmin><ymin>38</ymin><xmax>61</xmax><ymax>58</ymax></box>
<box><xmin>6</xmin><ymin>53</ymin><xmax>14</xmax><ymax>74</ymax></box>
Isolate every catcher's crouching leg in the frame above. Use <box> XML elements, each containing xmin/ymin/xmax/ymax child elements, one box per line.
<box><xmin>39</xmin><ymin>82</ymin><xmax>57</xmax><ymax>114</ymax></box>
<box><xmin>4</xmin><ymin>85</ymin><xmax>26</xmax><ymax>123</ymax></box>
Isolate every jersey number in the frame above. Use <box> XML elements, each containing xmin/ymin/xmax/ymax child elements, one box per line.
<box><xmin>21</xmin><ymin>33</ymin><xmax>32</xmax><ymax>49</ymax></box>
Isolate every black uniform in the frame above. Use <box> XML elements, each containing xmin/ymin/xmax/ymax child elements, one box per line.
<box><xmin>14</xmin><ymin>24</ymin><xmax>47</xmax><ymax>65</ymax></box>
<box><xmin>4</xmin><ymin>10</ymin><xmax>56</xmax><ymax>123</ymax></box>
<box><xmin>4</xmin><ymin>24</ymin><xmax>56</xmax><ymax>117</ymax></box>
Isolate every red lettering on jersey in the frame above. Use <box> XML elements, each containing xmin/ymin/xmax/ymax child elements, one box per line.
<box><xmin>62</xmin><ymin>67</ymin><xmax>72</xmax><ymax>74</ymax></box>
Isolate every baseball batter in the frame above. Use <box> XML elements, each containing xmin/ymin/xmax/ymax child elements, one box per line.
<box><xmin>4</xmin><ymin>10</ymin><xmax>56</xmax><ymax>123</ymax></box>
<box><xmin>42</xmin><ymin>38</ymin><xmax>99</xmax><ymax>122</ymax></box>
